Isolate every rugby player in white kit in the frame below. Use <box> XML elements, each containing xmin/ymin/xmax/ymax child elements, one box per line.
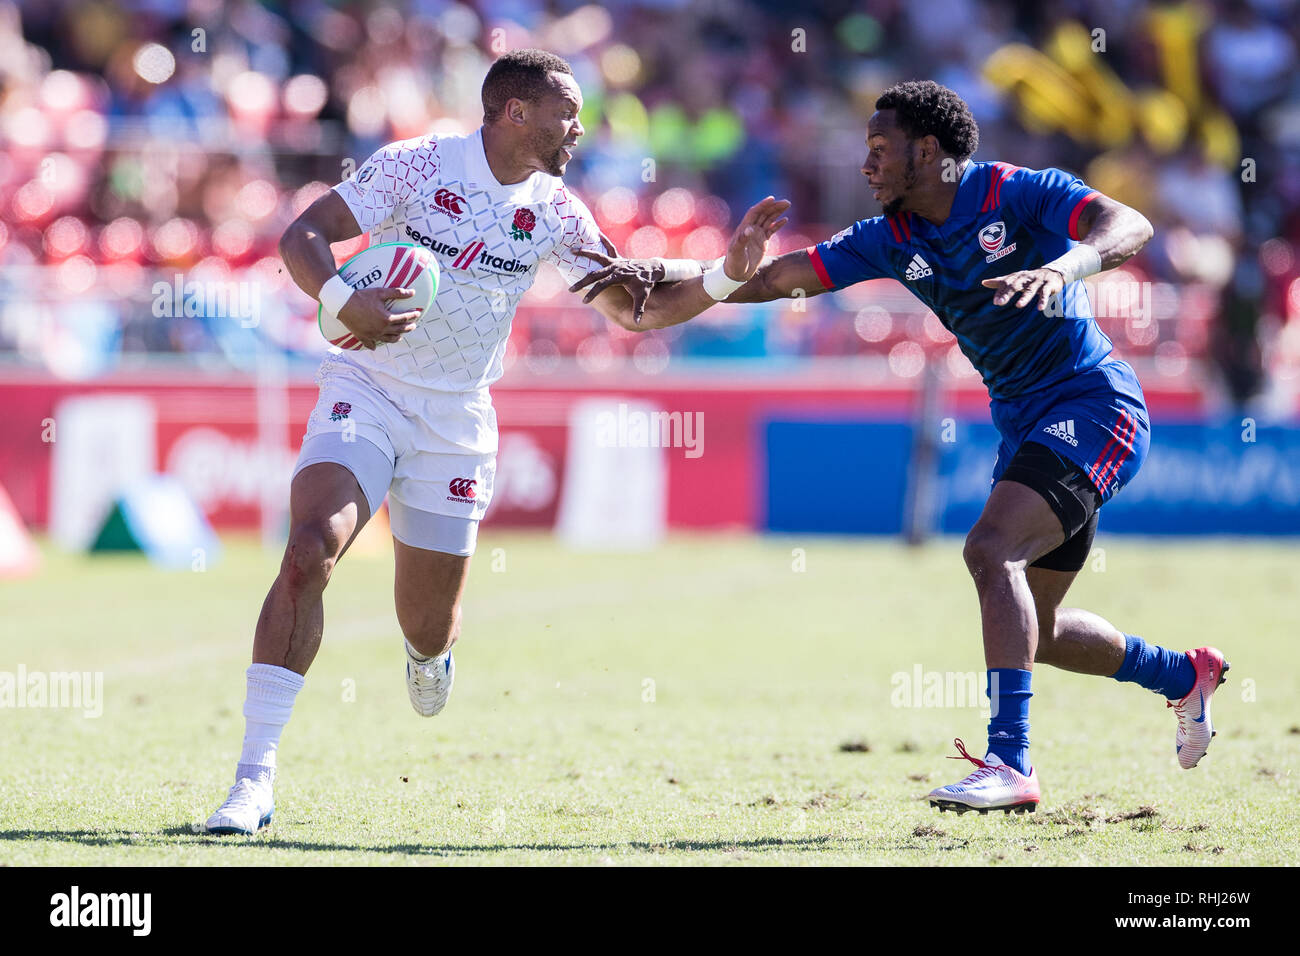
<box><xmin>204</xmin><ymin>49</ymin><xmax>789</xmax><ymax>834</ymax></box>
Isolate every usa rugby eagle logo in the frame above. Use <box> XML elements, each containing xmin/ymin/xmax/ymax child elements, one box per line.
<box><xmin>978</xmin><ymin>221</ymin><xmax>1006</xmax><ymax>254</ymax></box>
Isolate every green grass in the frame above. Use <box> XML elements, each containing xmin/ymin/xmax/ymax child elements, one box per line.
<box><xmin>1</xmin><ymin>532</ymin><xmax>1297</xmax><ymax>866</ymax></box>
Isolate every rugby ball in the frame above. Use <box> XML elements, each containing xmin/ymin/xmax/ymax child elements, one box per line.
<box><xmin>318</xmin><ymin>241</ymin><xmax>440</xmax><ymax>350</ymax></box>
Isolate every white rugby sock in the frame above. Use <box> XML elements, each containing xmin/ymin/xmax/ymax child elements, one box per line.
<box><xmin>235</xmin><ymin>663</ymin><xmax>304</xmax><ymax>785</ymax></box>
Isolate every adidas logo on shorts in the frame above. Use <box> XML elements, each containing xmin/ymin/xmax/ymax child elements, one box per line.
<box><xmin>904</xmin><ymin>254</ymin><xmax>933</xmax><ymax>281</ymax></box>
<box><xmin>1042</xmin><ymin>419</ymin><xmax>1079</xmax><ymax>446</ymax></box>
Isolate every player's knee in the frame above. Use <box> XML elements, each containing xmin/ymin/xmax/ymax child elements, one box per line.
<box><xmin>963</xmin><ymin>523</ymin><xmax>1013</xmax><ymax>580</ymax></box>
<box><xmin>282</xmin><ymin>520</ymin><xmax>345</xmax><ymax>593</ymax></box>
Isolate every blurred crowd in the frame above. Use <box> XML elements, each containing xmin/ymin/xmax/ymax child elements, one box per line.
<box><xmin>1</xmin><ymin>0</ymin><xmax>1298</xmax><ymax>407</ymax></box>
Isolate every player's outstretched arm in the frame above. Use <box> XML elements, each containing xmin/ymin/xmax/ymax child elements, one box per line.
<box><xmin>280</xmin><ymin>190</ymin><xmax>421</xmax><ymax>350</ymax></box>
<box><xmin>577</xmin><ymin>197</ymin><xmax>829</xmax><ymax>332</ymax></box>
<box><xmin>982</xmin><ymin>193</ymin><xmax>1154</xmax><ymax>312</ymax></box>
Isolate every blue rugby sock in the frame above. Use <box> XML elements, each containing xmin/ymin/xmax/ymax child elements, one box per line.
<box><xmin>986</xmin><ymin>668</ymin><xmax>1032</xmax><ymax>775</ymax></box>
<box><xmin>1111</xmin><ymin>634</ymin><xmax>1195</xmax><ymax>700</ymax></box>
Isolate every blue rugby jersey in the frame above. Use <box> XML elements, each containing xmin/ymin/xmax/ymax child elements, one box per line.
<box><xmin>809</xmin><ymin>162</ymin><xmax>1114</xmax><ymax>400</ymax></box>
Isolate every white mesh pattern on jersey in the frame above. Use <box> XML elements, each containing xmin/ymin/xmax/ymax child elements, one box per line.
<box><xmin>331</xmin><ymin>133</ymin><xmax>602</xmax><ymax>395</ymax></box>
<box><xmin>545</xmin><ymin>185</ymin><xmax>604</xmax><ymax>286</ymax></box>
<box><xmin>335</xmin><ymin>137</ymin><xmax>442</xmax><ymax>232</ymax></box>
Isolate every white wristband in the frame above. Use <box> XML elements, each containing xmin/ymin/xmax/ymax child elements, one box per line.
<box><xmin>1042</xmin><ymin>244</ymin><xmax>1102</xmax><ymax>285</ymax></box>
<box><xmin>318</xmin><ymin>274</ymin><xmax>355</xmax><ymax>316</ymax></box>
<box><xmin>650</xmin><ymin>258</ymin><xmax>705</xmax><ymax>283</ymax></box>
<box><xmin>701</xmin><ymin>261</ymin><xmax>745</xmax><ymax>301</ymax></box>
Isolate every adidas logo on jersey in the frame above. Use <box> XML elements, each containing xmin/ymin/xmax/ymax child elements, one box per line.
<box><xmin>904</xmin><ymin>254</ymin><xmax>932</xmax><ymax>281</ymax></box>
<box><xmin>1042</xmin><ymin>420</ymin><xmax>1079</xmax><ymax>446</ymax></box>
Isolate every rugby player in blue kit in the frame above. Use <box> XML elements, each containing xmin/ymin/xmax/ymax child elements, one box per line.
<box><xmin>573</xmin><ymin>80</ymin><xmax>1229</xmax><ymax>813</ymax></box>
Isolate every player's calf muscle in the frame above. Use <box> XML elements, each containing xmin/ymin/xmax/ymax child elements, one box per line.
<box><xmin>1032</xmin><ymin>611</ymin><xmax>1062</xmax><ymax>663</ymax></box>
<box><xmin>1034</xmin><ymin>607</ymin><xmax>1126</xmax><ymax>675</ymax></box>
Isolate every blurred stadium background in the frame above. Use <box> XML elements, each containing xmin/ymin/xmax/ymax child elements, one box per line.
<box><xmin>2</xmin><ymin>0</ymin><xmax>1300</xmax><ymax>564</ymax></box>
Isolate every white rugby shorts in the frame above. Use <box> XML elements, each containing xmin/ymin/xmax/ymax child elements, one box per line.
<box><xmin>291</xmin><ymin>360</ymin><xmax>496</xmax><ymax>556</ymax></box>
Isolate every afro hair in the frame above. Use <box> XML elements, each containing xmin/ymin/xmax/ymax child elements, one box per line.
<box><xmin>875</xmin><ymin>80</ymin><xmax>979</xmax><ymax>161</ymax></box>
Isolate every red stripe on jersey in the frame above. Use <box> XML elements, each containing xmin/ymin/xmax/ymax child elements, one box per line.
<box><xmin>1068</xmin><ymin>191</ymin><xmax>1100</xmax><ymax>240</ymax></box>
<box><xmin>982</xmin><ymin>168</ymin><xmax>997</xmax><ymax>212</ymax></box>
<box><xmin>986</xmin><ymin>163</ymin><xmax>1011</xmax><ymax>210</ymax></box>
<box><xmin>454</xmin><ymin>241</ymin><xmax>480</xmax><ymax>269</ymax></box>
<box><xmin>900</xmin><ymin>212</ymin><xmax>912</xmax><ymax>240</ymax></box>
<box><xmin>995</xmin><ymin>163</ymin><xmax>1019</xmax><ymax>207</ymax></box>
<box><xmin>983</xmin><ymin>163</ymin><xmax>1009</xmax><ymax>212</ymax></box>
<box><xmin>806</xmin><ymin>246</ymin><xmax>834</xmax><ymax>290</ymax></box>
<box><xmin>887</xmin><ymin>216</ymin><xmax>902</xmax><ymax>242</ymax></box>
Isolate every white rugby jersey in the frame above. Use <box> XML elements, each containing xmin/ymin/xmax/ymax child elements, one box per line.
<box><xmin>330</xmin><ymin>128</ymin><xmax>602</xmax><ymax>398</ymax></box>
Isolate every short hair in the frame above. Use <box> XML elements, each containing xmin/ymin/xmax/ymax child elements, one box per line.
<box><xmin>482</xmin><ymin>49</ymin><xmax>574</xmax><ymax>122</ymax></box>
<box><xmin>875</xmin><ymin>81</ymin><xmax>979</xmax><ymax>161</ymax></box>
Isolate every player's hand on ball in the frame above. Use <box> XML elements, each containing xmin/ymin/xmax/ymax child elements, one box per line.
<box><xmin>982</xmin><ymin>268</ymin><xmax>1065</xmax><ymax>312</ymax></box>
<box><xmin>723</xmin><ymin>196</ymin><xmax>791</xmax><ymax>282</ymax></box>
<box><xmin>338</xmin><ymin>287</ymin><xmax>422</xmax><ymax>349</ymax></box>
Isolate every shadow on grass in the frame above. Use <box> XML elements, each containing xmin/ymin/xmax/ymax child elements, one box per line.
<box><xmin>0</xmin><ymin>828</ymin><xmax>847</xmax><ymax>857</ymax></box>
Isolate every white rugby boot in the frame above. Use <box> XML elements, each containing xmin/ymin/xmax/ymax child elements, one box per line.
<box><xmin>927</xmin><ymin>738</ymin><xmax>1040</xmax><ymax>814</ymax></box>
<box><xmin>406</xmin><ymin>641</ymin><xmax>455</xmax><ymax>717</ymax></box>
<box><xmin>204</xmin><ymin>777</ymin><xmax>274</xmax><ymax>835</ymax></box>
<box><xmin>1170</xmin><ymin>646</ymin><xmax>1229</xmax><ymax>769</ymax></box>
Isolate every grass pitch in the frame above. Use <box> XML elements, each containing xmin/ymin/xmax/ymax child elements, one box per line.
<box><xmin>1</xmin><ymin>531</ymin><xmax>1297</xmax><ymax>866</ymax></box>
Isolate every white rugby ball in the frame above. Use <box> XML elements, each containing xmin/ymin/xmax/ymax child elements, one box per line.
<box><xmin>318</xmin><ymin>241</ymin><xmax>440</xmax><ymax>350</ymax></box>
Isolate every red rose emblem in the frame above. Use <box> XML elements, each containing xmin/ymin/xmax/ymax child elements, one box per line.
<box><xmin>513</xmin><ymin>208</ymin><xmax>535</xmax><ymax>232</ymax></box>
<box><xmin>330</xmin><ymin>402</ymin><xmax>351</xmax><ymax>421</ymax></box>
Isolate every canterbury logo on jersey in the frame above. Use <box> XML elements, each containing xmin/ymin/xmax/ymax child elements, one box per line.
<box><xmin>1042</xmin><ymin>420</ymin><xmax>1079</xmax><ymax>446</ymax></box>
<box><xmin>904</xmin><ymin>254</ymin><xmax>932</xmax><ymax>280</ymax></box>
<box><xmin>404</xmin><ymin>225</ymin><xmax>532</xmax><ymax>275</ymax></box>
<box><xmin>447</xmin><ymin>478</ymin><xmax>477</xmax><ymax>501</ymax></box>
<box><xmin>431</xmin><ymin>188</ymin><xmax>467</xmax><ymax>219</ymax></box>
